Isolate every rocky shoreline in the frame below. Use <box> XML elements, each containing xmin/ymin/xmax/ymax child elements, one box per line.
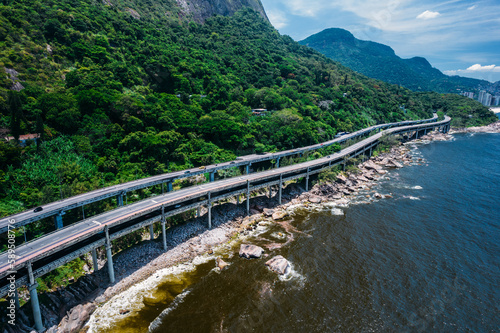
<box><xmin>6</xmin><ymin>129</ymin><xmax>453</xmax><ymax>333</ymax></box>
<box><xmin>450</xmin><ymin>120</ymin><xmax>500</xmax><ymax>134</ymax></box>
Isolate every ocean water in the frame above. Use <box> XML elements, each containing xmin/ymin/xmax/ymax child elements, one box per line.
<box><xmin>92</xmin><ymin>133</ymin><xmax>500</xmax><ymax>333</ymax></box>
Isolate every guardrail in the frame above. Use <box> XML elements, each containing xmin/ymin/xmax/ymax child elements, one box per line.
<box><xmin>0</xmin><ymin>114</ymin><xmax>438</xmax><ymax>234</ymax></box>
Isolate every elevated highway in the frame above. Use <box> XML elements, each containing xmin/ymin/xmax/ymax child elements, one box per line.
<box><xmin>0</xmin><ymin>114</ymin><xmax>438</xmax><ymax>234</ymax></box>
<box><xmin>0</xmin><ymin>116</ymin><xmax>451</xmax><ymax>332</ymax></box>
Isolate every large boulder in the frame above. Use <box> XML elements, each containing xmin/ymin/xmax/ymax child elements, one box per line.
<box><xmin>265</xmin><ymin>255</ymin><xmax>291</xmax><ymax>275</ymax></box>
<box><xmin>239</xmin><ymin>244</ymin><xmax>264</xmax><ymax>259</ymax></box>
<box><xmin>336</xmin><ymin>174</ymin><xmax>348</xmax><ymax>183</ymax></box>
<box><xmin>263</xmin><ymin>208</ymin><xmax>274</xmax><ymax>217</ymax></box>
<box><xmin>58</xmin><ymin>302</ymin><xmax>96</xmax><ymax>333</ymax></box>
<box><xmin>216</xmin><ymin>257</ymin><xmax>229</xmax><ymax>270</ymax></box>
<box><xmin>364</xmin><ymin>160</ymin><xmax>382</xmax><ymax>171</ymax></box>
<box><xmin>272</xmin><ymin>210</ymin><xmax>288</xmax><ymax>220</ymax></box>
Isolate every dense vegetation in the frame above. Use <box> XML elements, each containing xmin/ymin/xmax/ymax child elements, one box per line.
<box><xmin>0</xmin><ymin>0</ymin><xmax>496</xmax><ymax>221</ymax></box>
<box><xmin>300</xmin><ymin>28</ymin><xmax>498</xmax><ymax>94</ymax></box>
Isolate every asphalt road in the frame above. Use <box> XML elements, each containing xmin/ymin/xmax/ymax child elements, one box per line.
<box><xmin>0</xmin><ymin>114</ymin><xmax>438</xmax><ymax>233</ymax></box>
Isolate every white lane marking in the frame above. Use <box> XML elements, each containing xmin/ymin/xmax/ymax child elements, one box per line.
<box><xmin>93</xmin><ymin>221</ymin><xmax>101</xmax><ymax>226</ymax></box>
<box><xmin>152</xmin><ymin>200</ymin><xmax>158</xmax><ymax>203</ymax></box>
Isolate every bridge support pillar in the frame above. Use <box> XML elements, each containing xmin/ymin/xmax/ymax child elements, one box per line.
<box><xmin>268</xmin><ymin>186</ymin><xmax>272</xmax><ymax>199</ymax></box>
<box><xmin>117</xmin><ymin>194</ymin><xmax>124</xmax><ymax>207</ymax></box>
<box><xmin>54</xmin><ymin>212</ymin><xmax>64</xmax><ymax>229</ymax></box>
<box><xmin>207</xmin><ymin>192</ymin><xmax>212</xmax><ymax>229</ymax></box>
<box><xmin>149</xmin><ymin>224</ymin><xmax>155</xmax><ymax>240</ymax></box>
<box><xmin>210</xmin><ymin>172</ymin><xmax>215</xmax><ymax>182</ymax></box>
<box><xmin>197</xmin><ymin>206</ymin><xmax>202</xmax><ymax>217</ymax></box>
<box><xmin>236</xmin><ymin>195</ymin><xmax>240</xmax><ymax>205</ymax></box>
<box><xmin>27</xmin><ymin>262</ymin><xmax>44</xmax><ymax>332</ymax></box>
<box><xmin>245</xmin><ymin>164</ymin><xmax>250</xmax><ymax>175</ymax></box>
<box><xmin>162</xmin><ymin>183</ymin><xmax>164</xmax><ymax>194</ymax></box>
<box><xmin>305</xmin><ymin>168</ymin><xmax>310</xmax><ymax>192</ymax></box>
<box><xmin>167</xmin><ymin>182</ymin><xmax>173</xmax><ymax>192</ymax></box>
<box><xmin>278</xmin><ymin>174</ymin><xmax>283</xmax><ymax>205</ymax></box>
<box><xmin>92</xmin><ymin>248</ymin><xmax>99</xmax><ymax>272</ymax></box>
<box><xmin>105</xmin><ymin>226</ymin><xmax>115</xmax><ymax>284</ymax></box>
<box><xmin>276</xmin><ymin>157</ymin><xmax>280</xmax><ymax>168</ymax></box>
<box><xmin>161</xmin><ymin>206</ymin><xmax>167</xmax><ymax>251</ymax></box>
<box><xmin>246</xmin><ymin>180</ymin><xmax>250</xmax><ymax>216</ymax></box>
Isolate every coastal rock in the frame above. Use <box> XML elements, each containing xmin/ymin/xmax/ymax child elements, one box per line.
<box><xmin>364</xmin><ymin>160</ymin><xmax>382</xmax><ymax>171</ymax></box>
<box><xmin>263</xmin><ymin>208</ymin><xmax>275</xmax><ymax>217</ymax></box>
<box><xmin>239</xmin><ymin>244</ymin><xmax>264</xmax><ymax>259</ymax></box>
<box><xmin>309</xmin><ymin>195</ymin><xmax>322</xmax><ymax>204</ymax></box>
<box><xmin>272</xmin><ymin>210</ymin><xmax>288</xmax><ymax>220</ymax></box>
<box><xmin>265</xmin><ymin>255</ymin><xmax>290</xmax><ymax>275</ymax></box>
<box><xmin>374</xmin><ymin>193</ymin><xmax>383</xmax><ymax>199</ymax></box>
<box><xmin>336</xmin><ymin>174</ymin><xmax>348</xmax><ymax>183</ymax></box>
<box><xmin>216</xmin><ymin>257</ymin><xmax>229</xmax><ymax>270</ymax></box>
<box><xmin>58</xmin><ymin>302</ymin><xmax>96</xmax><ymax>333</ymax></box>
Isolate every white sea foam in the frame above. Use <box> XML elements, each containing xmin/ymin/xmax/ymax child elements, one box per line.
<box><xmin>278</xmin><ymin>262</ymin><xmax>306</xmax><ymax>287</ymax></box>
<box><xmin>330</xmin><ymin>208</ymin><xmax>344</xmax><ymax>216</ymax></box>
<box><xmin>86</xmin><ymin>255</ymin><xmax>214</xmax><ymax>333</ymax></box>
<box><xmin>412</xmin><ymin>186</ymin><xmax>423</xmax><ymax>190</ymax></box>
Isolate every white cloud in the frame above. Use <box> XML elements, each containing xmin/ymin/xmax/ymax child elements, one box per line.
<box><xmin>444</xmin><ymin>64</ymin><xmax>500</xmax><ymax>82</ymax></box>
<box><xmin>467</xmin><ymin>5</ymin><xmax>477</xmax><ymax>10</ymax></box>
<box><xmin>466</xmin><ymin>64</ymin><xmax>500</xmax><ymax>72</ymax></box>
<box><xmin>416</xmin><ymin>10</ymin><xmax>441</xmax><ymax>20</ymax></box>
<box><xmin>267</xmin><ymin>9</ymin><xmax>288</xmax><ymax>29</ymax></box>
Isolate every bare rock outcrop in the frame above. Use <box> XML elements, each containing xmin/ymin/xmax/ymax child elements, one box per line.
<box><xmin>239</xmin><ymin>244</ymin><xmax>264</xmax><ymax>259</ymax></box>
<box><xmin>265</xmin><ymin>255</ymin><xmax>290</xmax><ymax>275</ymax></box>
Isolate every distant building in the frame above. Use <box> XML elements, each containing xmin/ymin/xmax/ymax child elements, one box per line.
<box><xmin>478</xmin><ymin>90</ymin><xmax>493</xmax><ymax>106</ymax></box>
<box><xmin>461</xmin><ymin>91</ymin><xmax>474</xmax><ymax>99</ymax></box>
<box><xmin>494</xmin><ymin>96</ymin><xmax>500</xmax><ymax>106</ymax></box>
<box><xmin>4</xmin><ymin>133</ymin><xmax>40</xmax><ymax>146</ymax></box>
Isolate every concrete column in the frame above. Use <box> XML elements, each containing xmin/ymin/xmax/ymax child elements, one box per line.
<box><xmin>92</xmin><ymin>248</ymin><xmax>99</xmax><ymax>272</ymax></box>
<box><xmin>162</xmin><ymin>183</ymin><xmax>164</xmax><ymax>194</ymax></box>
<box><xmin>369</xmin><ymin>147</ymin><xmax>372</xmax><ymax>157</ymax></box>
<box><xmin>278</xmin><ymin>174</ymin><xmax>283</xmax><ymax>205</ymax></box>
<box><xmin>149</xmin><ymin>224</ymin><xmax>154</xmax><ymax>240</ymax></box>
<box><xmin>276</xmin><ymin>157</ymin><xmax>280</xmax><ymax>168</ymax></box>
<box><xmin>161</xmin><ymin>206</ymin><xmax>167</xmax><ymax>251</ymax></box>
<box><xmin>210</xmin><ymin>172</ymin><xmax>215</xmax><ymax>182</ymax></box>
<box><xmin>245</xmin><ymin>164</ymin><xmax>250</xmax><ymax>175</ymax></box>
<box><xmin>104</xmin><ymin>226</ymin><xmax>115</xmax><ymax>284</ymax></box>
<box><xmin>117</xmin><ymin>194</ymin><xmax>124</xmax><ymax>207</ymax></box>
<box><xmin>416</xmin><ymin>130</ymin><xmax>419</xmax><ymax>139</ymax></box>
<box><xmin>197</xmin><ymin>206</ymin><xmax>201</xmax><ymax>217</ymax></box>
<box><xmin>82</xmin><ymin>205</ymin><xmax>85</xmax><ymax>220</ymax></box>
<box><xmin>306</xmin><ymin>168</ymin><xmax>310</xmax><ymax>191</ymax></box>
<box><xmin>207</xmin><ymin>192</ymin><xmax>212</xmax><ymax>229</ymax></box>
<box><xmin>246</xmin><ymin>180</ymin><xmax>250</xmax><ymax>215</ymax></box>
<box><xmin>27</xmin><ymin>262</ymin><xmax>44</xmax><ymax>332</ymax></box>
<box><xmin>167</xmin><ymin>182</ymin><xmax>173</xmax><ymax>192</ymax></box>
<box><xmin>54</xmin><ymin>212</ymin><xmax>64</xmax><ymax>229</ymax></box>
<box><xmin>236</xmin><ymin>195</ymin><xmax>240</xmax><ymax>205</ymax></box>
<box><xmin>269</xmin><ymin>186</ymin><xmax>272</xmax><ymax>199</ymax></box>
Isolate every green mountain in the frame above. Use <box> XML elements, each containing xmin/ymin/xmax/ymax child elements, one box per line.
<box><xmin>0</xmin><ymin>0</ymin><xmax>496</xmax><ymax>218</ymax></box>
<box><xmin>299</xmin><ymin>28</ymin><xmax>494</xmax><ymax>93</ymax></box>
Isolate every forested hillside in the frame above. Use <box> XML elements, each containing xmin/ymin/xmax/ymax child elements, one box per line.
<box><xmin>300</xmin><ymin>28</ymin><xmax>496</xmax><ymax>94</ymax></box>
<box><xmin>0</xmin><ymin>0</ymin><xmax>496</xmax><ymax>217</ymax></box>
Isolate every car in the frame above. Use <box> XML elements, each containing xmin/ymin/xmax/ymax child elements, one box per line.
<box><xmin>184</xmin><ymin>170</ymin><xmax>191</xmax><ymax>174</ymax></box>
<box><xmin>33</xmin><ymin>207</ymin><xmax>43</xmax><ymax>213</ymax></box>
<box><xmin>199</xmin><ymin>166</ymin><xmax>206</xmax><ymax>170</ymax></box>
<box><xmin>230</xmin><ymin>161</ymin><xmax>235</xmax><ymax>164</ymax></box>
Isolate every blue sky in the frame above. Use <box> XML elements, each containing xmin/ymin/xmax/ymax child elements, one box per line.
<box><xmin>260</xmin><ymin>0</ymin><xmax>500</xmax><ymax>82</ymax></box>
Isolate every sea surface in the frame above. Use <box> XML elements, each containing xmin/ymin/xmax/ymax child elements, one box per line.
<box><xmin>90</xmin><ymin>132</ymin><xmax>500</xmax><ymax>333</ymax></box>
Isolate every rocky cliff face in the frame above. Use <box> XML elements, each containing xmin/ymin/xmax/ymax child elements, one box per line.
<box><xmin>175</xmin><ymin>0</ymin><xmax>268</xmax><ymax>23</ymax></box>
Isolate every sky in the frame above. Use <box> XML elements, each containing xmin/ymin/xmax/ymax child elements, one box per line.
<box><xmin>260</xmin><ymin>0</ymin><xmax>500</xmax><ymax>83</ymax></box>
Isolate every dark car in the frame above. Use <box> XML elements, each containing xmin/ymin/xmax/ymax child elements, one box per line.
<box><xmin>33</xmin><ymin>207</ymin><xmax>43</xmax><ymax>213</ymax></box>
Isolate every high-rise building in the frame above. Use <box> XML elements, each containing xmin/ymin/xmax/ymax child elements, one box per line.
<box><xmin>478</xmin><ymin>91</ymin><xmax>493</xmax><ymax>106</ymax></box>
